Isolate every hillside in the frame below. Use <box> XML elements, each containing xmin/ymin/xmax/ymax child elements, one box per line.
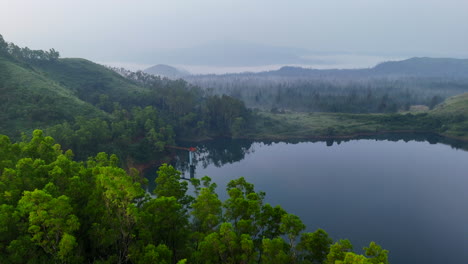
<box><xmin>0</xmin><ymin>55</ymin><xmax>105</xmax><ymax>137</ymax></box>
<box><xmin>431</xmin><ymin>92</ymin><xmax>468</xmax><ymax>117</ymax></box>
<box><xmin>36</xmin><ymin>58</ymin><xmax>147</xmax><ymax>106</ymax></box>
<box><xmin>430</xmin><ymin>93</ymin><xmax>468</xmax><ymax>139</ymax></box>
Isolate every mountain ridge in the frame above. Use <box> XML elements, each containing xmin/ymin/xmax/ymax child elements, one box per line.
<box><xmin>185</xmin><ymin>57</ymin><xmax>468</xmax><ymax>78</ymax></box>
<box><xmin>144</xmin><ymin>64</ymin><xmax>190</xmax><ymax>79</ymax></box>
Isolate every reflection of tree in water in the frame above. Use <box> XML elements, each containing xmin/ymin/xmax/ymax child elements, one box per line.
<box><xmin>172</xmin><ymin>132</ymin><xmax>468</xmax><ymax>175</ymax></box>
<box><xmin>199</xmin><ymin>139</ymin><xmax>256</xmax><ymax>168</ymax></box>
<box><xmin>308</xmin><ymin>132</ymin><xmax>468</xmax><ymax>151</ymax></box>
<box><xmin>174</xmin><ymin>139</ymin><xmax>255</xmax><ymax>173</ymax></box>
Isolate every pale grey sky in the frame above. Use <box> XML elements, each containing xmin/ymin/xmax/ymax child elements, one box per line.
<box><xmin>1</xmin><ymin>0</ymin><xmax>467</xmax><ymax>69</ymax></box>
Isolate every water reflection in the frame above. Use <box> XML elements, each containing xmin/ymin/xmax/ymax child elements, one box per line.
<box><xmin>143</xmin><ymin>133</ymin><xmax>468</xmax><ymax>192</ymax></box>
<box><xmin>167</xmin><ymin>134</ymin><xmax>468</xmax><ymax>264</ymax></box>
<box><xmin>172</xmin><ymin>133</ymin><xmax>468</xmax><ymax>176</ymax></box>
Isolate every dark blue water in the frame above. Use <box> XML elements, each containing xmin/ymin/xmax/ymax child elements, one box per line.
<box><xmin>160</xmin><ymin>135</ymin><xmax>468</xmax><ymax>264</ymax></box>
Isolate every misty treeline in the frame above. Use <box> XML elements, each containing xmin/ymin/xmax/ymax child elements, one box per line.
<box><xmin>186</xmin><ymin>67</ymin><xmax>468</xmax><ymax>113</ymax></box>
<box><xmin>107</xmin><ymin>67</ymin><xmax>251</xmax><ymax>137</ymax></box>
<box><xmin>0</xmin><ymin>130</ymin><xmax>389</xmax><ymax>264</ymax></box>
<box><xmin>0</xmin><ymin>34</ymin><xmax>59</xmax><ymax>62</ymax></box>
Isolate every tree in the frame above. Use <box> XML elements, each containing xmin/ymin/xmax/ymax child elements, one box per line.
<box><xmin>224</xmin><ymin>177</ymin><xmax>264</xmax><ymax>236</ymax></box>
<box><xmin>280</xmin><ymin>213</ymin><xmax>305</xmax><ymax>262</ymax></box>
<box><xmin>130</xmin><ymin>244</ymin><xmax>172</xmax><ymax>264</ymax></box>
<box><xmin>154</xmin><ymin>164</ymin><xmax>192</xmax><ymax>207</ymax></box>
<box><xmin>326</xmin><ymin>239</ymin><xmax>353</xmax><ymax>264</ymax></box>
<box><xmin>298</xmin><ymin>228</ymin><xmax>333</xmax><ymax>264</ymax></box>
<box><xmin>139</xmin><ymin>196</ymin><xmax>190</xmax><ymax>262</ymax></box>
<box><xmin>0</xmin><ymin>34</ymin><xmax>7</xmax><ymax>53</ymax></box>
<box><xmin>17</xmin><ymin>189</ymin><xmax>80</xmax><ymax>262</ymax></box>
<box><xmin>336</xmin><ymin>252</ymin><xmax>372</xmax><ymax>264</ymax></box>
<box><xmin>191</xmin><ymin>176</ymin><xmax>222</xmax><ymax>236</ymax></box>
<box><xmin>364</xmin><ymin>242</ymin><xmax>389</xmax><ymax>264</ymax></box>
<box><xmin>261</xmin><ymin>237</ymin><xmax>290</xmax><ymax>264</ymax></box>
<box><xmin>197</xmin><ymin>222</ymin><xmax>257</xmax><ymax>264</ymax></box>
<box><xmin>87</xmin><ymin>163</ymin><xmax>144</xmax><ymax>263</ymax></box>
<box><xmin>257</xmin><ymin>203</ymin><xmax>287</xmax><ymax>240</ymax></box>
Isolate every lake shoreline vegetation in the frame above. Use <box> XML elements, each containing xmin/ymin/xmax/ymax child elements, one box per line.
<box><xmin>1</xmin><ymin>34</ymin><xmax>467</xmax><ymax>263</ymax></box>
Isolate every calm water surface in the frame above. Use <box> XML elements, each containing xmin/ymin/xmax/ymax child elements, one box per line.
<box><xmin>149</xmin><ymin>135</ymin><xmax>468</xmax><ymax>264</ymax></box>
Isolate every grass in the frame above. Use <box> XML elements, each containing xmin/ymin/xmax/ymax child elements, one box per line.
<box><xmin>431</xmin><ymin>93</ymin><xmax>468</xmax><ymax>117</ymax></box>
<box><xmin>429</xmin><ymin>93</ymin><xmax>468</xmax><ymax>139</ymax></box>
<box><xmin>247</xmin><ymin>111</ymin><xmax>389</xmax><ymax>139</ymax></box>
<box><xmin>0</xmin><ymin>56</ymin><xmax>110</xmax><ymax>138</ymax></box>
<box><xmin>245</xmin><ymin>93</ymin><xmax>468</xmax><ymax>141</ymax></box>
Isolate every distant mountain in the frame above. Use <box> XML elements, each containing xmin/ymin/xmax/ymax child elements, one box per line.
<box><xmin>143</xmin><ymin>64</ymin><xmax>190</xmax><ymax>79</ymax></box>
<box><xmin>244</xmin><ymin>57</ymin><xmax>468</xmax><ymax>79</ymax></box>
<box><xmin>373</xmin><ymin>57</ymin><xmax>468</xmax><ymax>77</ymax></box>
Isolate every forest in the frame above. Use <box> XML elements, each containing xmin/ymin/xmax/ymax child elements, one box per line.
<box><xmin>0</xmin><ymin>130</ymin><xmax>389</xmax><ymax>264</ymax></box>
<box><xmin>186</xmin><ymin>62</ymin><xmax>468</xmax><ymax>113</ymax></box>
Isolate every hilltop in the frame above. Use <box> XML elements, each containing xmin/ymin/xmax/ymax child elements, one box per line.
<box><xmin>144</xmin><ymin>64</ymin><xmax>190</xmax><ymax>79</ymax></box>
<box><xmin>232</xmin><ymin>57</ymin><xmax>468</xmax><ymax>78</ymax></box>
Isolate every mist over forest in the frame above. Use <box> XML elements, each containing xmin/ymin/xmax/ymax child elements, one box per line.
<box><xmin>181</xmin><ymin>58</ymin><xmax>468</xmax><ymax>113</ymax></box>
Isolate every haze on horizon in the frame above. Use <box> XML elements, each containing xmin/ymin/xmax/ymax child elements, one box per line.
<box><xmin>1</xmin><ymin>0</ymin><xmax>467</xmax><ymax>72</ymax></box>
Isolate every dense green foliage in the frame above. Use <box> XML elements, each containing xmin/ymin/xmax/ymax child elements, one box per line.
<box><xmin>0</xmin><ymin>131</ymin><xmax>389</xmax><ymax>264</ymax></box>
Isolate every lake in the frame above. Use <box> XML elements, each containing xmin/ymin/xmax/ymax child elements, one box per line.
<box><xmin>147</xmin><ymin>134</ymin><xmax>468</xmax><ymax>264</ymax></box>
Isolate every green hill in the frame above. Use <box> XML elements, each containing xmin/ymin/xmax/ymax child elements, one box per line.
<box><xmin>35</xmin><ymin>58</ymin><xmax>147</xmax><ymax>106</ymax></box>
<box><xmin>431</xmin><ymin>92</ymin><xmax>468</xmax><ymax>117</ymax></box>
<box><xmin>0</xmin><ymin>34</ymin><xmax>163</xmax><ymax>139</ymax></box>
<box><xmin>430</xmin><ymin>93</ymin><xmax>468</xmax><ymax>139</ymax></box>
<box><xmin>0</xmin><ymin>55</ymin><xmax>105</xmax><ymax>137</ymax></box>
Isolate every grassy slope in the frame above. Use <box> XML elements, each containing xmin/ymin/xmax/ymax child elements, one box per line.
<box><xmin>34</xmin><ymin>58</ymin><xmax>147</xmax><ymax>105</ymax></box>
<box><xmin>247</xmin><ymin>112</ymin><xmax>385</xmax><ymax>139</ymax></box>
<box><xmin>431</xmin><ymin>92</ymin><xmax>468</xmax><ymax>139</ymax></box>
<box><xmin>0</xmin><ymin>56</ymin><xmax>106</xmax><ymax>137</ymax></box>
<box><xmin>247</xmin><ymin>93</ymin><xmax>468</xmax><ymax>141</ymax></box>
<box><xmin>431</xmin><ymin>93</ymin><xmax>468</xmax><ymax>116</ymax></box>
<box><xmin>0</xmin><ymin>55</ymin><xmax>150</xmax><ymax>139</ymax></box>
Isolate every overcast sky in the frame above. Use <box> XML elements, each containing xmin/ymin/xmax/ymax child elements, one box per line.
<box><xmin>1</xmin><ymin>0</ymin><xmax>467</xmax><ymax>69</ymax></box>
